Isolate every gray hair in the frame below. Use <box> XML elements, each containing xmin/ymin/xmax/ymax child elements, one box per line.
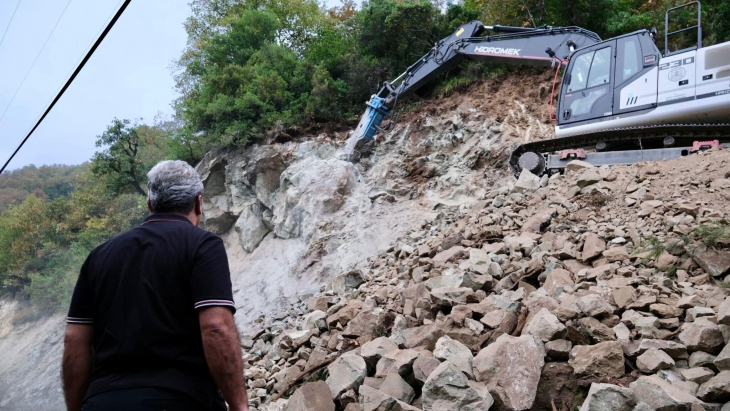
<box><xmin>146</xmin><ymin>160</ymin><xmax>204</xmax><ymax>213</ymax></box>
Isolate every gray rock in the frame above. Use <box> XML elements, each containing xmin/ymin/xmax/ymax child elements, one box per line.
<box><xmin>326</xmin><ymin>354</ymin><xmax>367</xmax><ymax>400</ymax></box>
<box><xmin>636</xmin><ymin>349</ymin><xmax>675</xmax><ymax>373</ymax></box>
<box><xmin>678</xmin><ymin>367</ymin><xmax>715</xmax><ymax>385</ymax></box>
<box><xmin>569</xmin><ymin>341</ymin><xmax>625</xmax><ymax>379</ymax></box>
<box><xmin>582</xmin><ymin>233</ymin><xmax>606</xmax><ymax>262</ymax></box>
<box><xmin>513</xmin><ymin>169</ymin><xmax>541</xmax><ymax>193</ymax></box>
<box><xmin>576</xmin><ymin>294</ymin><xmax>613</xmax><ymax>318</ymax></box>
<box><xmin>543</xmin><ymin>268</ymin><xmax>574</xmax><ymax>298</ymax></box>
<box><xmin>302</xmin><ymin>310</ymin><xmax>327</xmax><ymax>331</ymax></box>
<box><xmin>545</xmin><ymin>339</ymin><xmax>572</xmax><ymax>361</ymax></box>
<box><xmin>474</xmin><ymin>334</ymin><xmax>544</xmax><ymax>410</ymax></box>
<box><xmin>678</xmin><ymin>318</ymin><xmax>725</xmax><ymax>354</ymax></box>
<box><xmin>689</xmin><ymin>351</ymin><xmax>717</xmax><ymax>368</ymax></box>
<box><xmin>576</xmin><ymin>169</ymin><xmax>602</xmax><ymax>188</ymax></box>
<box><xmin>329</xmin><ymin>270</ymin><xmax>367</xmax><ymax>295</ymax></box>
<box><xmin>719</xmin><ymin>297</ymin><xmax>730</xmax><ymax>325</ymax></box>
<box><xmin>359</xmin><ymin>385</ymin><xmax>420</xmax><ymax>411</ymax></box>
<box><xmin>693</xmin><ymin>248</ymin><xmax>730</xmax><ymax>277</ymax></box>
<box><xmin>422</xmin><ymin>361</ymin><xmax>494</xmax><ymax>411</ymax></box>
<box><xmin>523</xmin><ymin>307</ymin><xmax>566</xmax><ymax>342</ymax></box>
<box><xmin>433</xmin><ymin>336</ymin><xmax>475</xmax><ymax>380</ymax></box>
<box><xmin>286</xmin><ymin>381</ymin><xmax>336</xmax><ymax>411</ymax></box>
<box><xmin>696</xmin><ymin>370</ymin><xmax>730</xmax><ymax>402</ymax></box>
<box><xmin>376</xmin><ymin>349</ymin><xmax>420</xmax><ymax>378</ymax></box>
<box><xmin>629</xmin><ymin>375</ymin><xmax>701</xmax><ymax>411</ymax></box>
<box><xmin>715</xmin><ymin>343</ymin><xmax>730</xmax><ymax>370</ymax></box>
<box><xmin>361</xmin><ymin>337</ymin><xmax>399</xmax><ymax>365</ymax></box>
<box><xmin>580</xmin><ymin>383</ymin><xmax>636</xmax><ymax>411</ymax></box>
<box><xmin>380</xmin><ymin>373</ymin><xmax>415</xmax><ymax>404</ymax></box>
<box><xmin>413</xmin><ymin>353</ymin><xmax>441</xmax><ymax>384</ymax></box>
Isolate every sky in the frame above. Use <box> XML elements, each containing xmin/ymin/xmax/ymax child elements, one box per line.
<box><xmin>0</xmin><ymin>0</ymin><xmax>192</xmax><ymax>171</ymax></box>
<box><xmin>0</xmin><ymin>0</ymin><xmax>345</xmax><ymax>171</ymax></box>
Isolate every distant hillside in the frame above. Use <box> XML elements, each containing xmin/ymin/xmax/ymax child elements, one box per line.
<box><xmin>0</xmin><ymin>164</ymin><xmax>86</xmax><ymax>212</ymax></box>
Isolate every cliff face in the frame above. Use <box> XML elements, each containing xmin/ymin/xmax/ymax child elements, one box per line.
<box><xmin>0</xmin><ymin>70</ymin><xmax>557</xmax><ymax>410</ymax></box>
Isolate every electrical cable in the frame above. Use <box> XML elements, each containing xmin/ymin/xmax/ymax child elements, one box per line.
<box><xmin>0</xmin><ymin>0</ymin><xmax>22</xmax><ymax>49</ymax></box>
<box><xmin>0</xmin><ymin>0</ymin><xmax>72</xmax><ymax>126</ymax></box>
<box><xmin>0</xmin><ymin>0</ymin><xmax>131</xmax><ymax>175</ymax></box>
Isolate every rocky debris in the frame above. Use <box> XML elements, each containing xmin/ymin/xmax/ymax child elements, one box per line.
<box><xmin>285</xmin><ymin>382</ymin><xmax>335</xmax><ymax>411</ymax></box>
<box><xmin>474</xmin><ymin>334</ymin><xmax>544</xmax><ymax>410</ymax></box>
<box><xmin>579</xmin><ymin>383</ymin><xmax>636</xmax><ymax>411</ymax></box>
<box><xmin>630</xmin><ymin>375</ymin><xmax>702</xmax><ymax>411</ymax></box>
<box><xmin>422</xmin><ymin>361</ymin><xmax>493</xmax><ymax>411</ymax></box>
<box><xmin>228</xmin><ymin>136</ymin><xmax>730</xmax><ymax>411</ymax></box>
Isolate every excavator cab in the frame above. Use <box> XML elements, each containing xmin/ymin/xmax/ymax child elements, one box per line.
<box><xmin>558</xmin><ymin>31</ymin><xmax>661</xmax><ymax>126</ymax></box>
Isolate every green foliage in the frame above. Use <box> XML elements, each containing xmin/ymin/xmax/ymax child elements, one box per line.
<box><xmin>0</xmin><ymin>164</ymin><xmax>85</xmax><ymax>212</ymax></box>
<box><xmin>692</xmin><ymin>221</ymin><xmax>730</xmax><ymax>248</ymax></box>
<box><xmin>642</xmin><ymin>236</ymin><xmax>666</xmax><ymax>260</ymax></box>
<box><xmin>664</xmin><ymin>265</ymin><xmax>678</xmax><ymax>279</ymax></box>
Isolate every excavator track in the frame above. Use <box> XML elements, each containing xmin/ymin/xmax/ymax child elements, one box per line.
<box><xmin>509</xmin><ymin>123</ymin><xmax>730</xmax><ymax>176</ymax></box>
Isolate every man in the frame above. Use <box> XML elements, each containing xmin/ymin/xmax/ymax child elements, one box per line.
<box><xmin>62</xmin><ymin>160</ymin><xmax>249</xmax><ymax>411</ymax></box>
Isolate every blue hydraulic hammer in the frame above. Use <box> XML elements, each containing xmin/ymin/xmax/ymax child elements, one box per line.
<box><xmin>344</xmin><ymin>95</ymin><xmax>390</xmax><ymax>161</ymax></box>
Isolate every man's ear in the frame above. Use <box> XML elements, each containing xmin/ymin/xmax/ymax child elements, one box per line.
<box><xmin>147</xmin><ymin>198</ymin><xmax>153</xmax><ymax>213</ymax></box>
<box><xmin>195</xmin><ymin>195</ymin><xmax>203</xmax><ymax>216</ymax></box>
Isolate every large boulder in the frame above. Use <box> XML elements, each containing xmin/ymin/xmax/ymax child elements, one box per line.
<box><xmin>580</xmin><ymin>383</ymin><xmax>636</xmax><ymax>411</ymax></box>
<box><xmin>422</xmin><ymin>361</ymin><xmax>494</xmax><ymax>411</ymax></box>
<box><xmin>693</xmin><ymin>248</ymin><xmax>730</xmax><ymax>277</ymax></box>
<box><xmin>543</xmin><ymin>269</ymin><xmax>574</xmax><ymax>298</ymax></box>
<box><xmin>569</xmin><ymin>341</ymin><xmax>625</xmax><ymax>379</ymax></box>
<box><xmin>380</xmin><ymin>373</ymin><xmax>416</xmax><ymax>404</ymax></box>
<box><xmin>474</xmin><ymin>334</ymin><xmax>545</xmax><ymax>410</ymax></box>
<box><xmin>361</xmin><ymin>337</ymin><xmax>399</xmax><ymax>365</ymax></box>
<box><xmin>285</xmin><ymin>382</ymin><xmax>336</xmax><ymax>411</ymax></box>
<box><xmin>696</xmin><ymin>370</ymin><xmax>730</xmax><ymax>403</ymax></box>
<box><xmin>375</xmin><ymin>349</ymin><xmax>420</xmax><ymax>378</ymax></box>
<box><xmin>326</xmin><ymin>354</ymin><xmax>367</xmax><ymax>400</ymax></box>
<box><xmin>636</xmin><ymin>349</ymin><xmax>675</xmax><ymax>373</ymax></box>
<box><xmin>678</xmin><ymin>318</ymin><xmax>725</xmax><ymax>354</ymax></box>
<box><xmin>581</xmin><ymin>233</ymin><xmax>606</xmax><ymax>262</ymax></box>
<box><xmin>433</xmin><ymin>336</ymin><xmax>475</xmax><ymax>380</ymax></box>
<box><xmin>522</xmin><ymin>307</ymin><xmax>566</xmax><ymax>342</ymax></box>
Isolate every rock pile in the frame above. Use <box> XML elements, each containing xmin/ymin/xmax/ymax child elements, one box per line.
<box><xmin>240</xmin><ymin>146</ymin><xmax>730</xmax><ymax>410</ymax></box>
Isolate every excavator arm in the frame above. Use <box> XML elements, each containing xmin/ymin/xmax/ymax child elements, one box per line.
<box><xmin>344</xmin><ymin>22</ymin><xmax>602</xmax><ymax>159</ymax></box>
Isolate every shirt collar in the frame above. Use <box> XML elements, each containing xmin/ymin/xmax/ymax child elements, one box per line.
<box><xmin>142</xmin><ymin>213</ymin><xmax>194</xmax><ymax>226</ymax></box>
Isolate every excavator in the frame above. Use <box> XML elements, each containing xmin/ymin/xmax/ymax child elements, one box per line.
<box><xmin>344</xmin><ymin>1</ymin><xmax>730</xmax><ymax>176</ymax></box>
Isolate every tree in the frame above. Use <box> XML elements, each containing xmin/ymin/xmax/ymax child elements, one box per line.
<box><xmin>91</xmin><ymin>119</ymin><xmax>147</xmax><ymax>196</ymax></box>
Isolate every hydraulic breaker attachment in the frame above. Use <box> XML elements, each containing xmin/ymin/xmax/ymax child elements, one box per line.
<box><xmin>344</xmin><ymin>95</ymin><xmax>390</xmax><ymax>162</ymax></box>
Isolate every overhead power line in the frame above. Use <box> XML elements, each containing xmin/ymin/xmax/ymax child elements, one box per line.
<box><xmin>0</xmin><ymin>0</ymin><xmax>73</xmax><ymax>126</ymax></box>
<box><xmin>0</xmin><ymin>0</ymin><xmax>22</xmax><ymax>48</ymax></box>
<box><xmin>0</xmin><ymin>0</ymin><xmax>132</xmax><ymax>175</ymax></box>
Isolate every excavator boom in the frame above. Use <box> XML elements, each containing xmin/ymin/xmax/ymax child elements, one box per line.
<box><xmin>346</xmin><ymin>1</ymin><xmax>730</xmax><ymax>175</ymax></box>
<box><xmin>344</xmin><ymin>22</ymin><xmax>602</xmax><ymax>159</ymax></box>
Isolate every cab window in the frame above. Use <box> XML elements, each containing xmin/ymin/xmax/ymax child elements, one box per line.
<box><xmin>587</xmin><ymin>47</ymin><xmax>611</xmax><ymax>88</ymax></box>
<box><xmin>567</xmin><ymin>52</ymin><xmax>593</xmax><ymax>92</ymax></box>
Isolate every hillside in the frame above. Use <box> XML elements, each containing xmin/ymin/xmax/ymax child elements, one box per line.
<box><xmin>1</xmin><ymin>69</ymin><xmax>729</xmax><ymax>410</ymax></box>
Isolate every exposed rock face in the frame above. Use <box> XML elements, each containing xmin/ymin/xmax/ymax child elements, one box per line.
<box><xmin>474</xmin><ymin>334</ymin><xmax>545</xmax><ymax>410</ymax></box>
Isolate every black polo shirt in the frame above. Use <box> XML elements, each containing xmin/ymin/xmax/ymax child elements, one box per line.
<box><xmin>67</xmin><ymin>213</ymin><xmax>235</xmax><ymax>408</ymax></box>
